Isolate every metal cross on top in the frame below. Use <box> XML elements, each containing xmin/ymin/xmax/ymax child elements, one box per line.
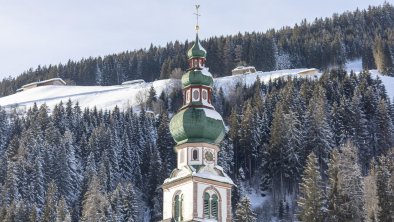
<box><xmin>194</xmin><ymin>5</ymin><xmax>201</xmax><ymax>32</ymax></box>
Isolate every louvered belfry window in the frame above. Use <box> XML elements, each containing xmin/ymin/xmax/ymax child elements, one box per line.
<box><xmin>211</xmin><ymin>194</ymin><xmax>218</xmax><ymax>219</ymax></box>
<box><xmin>203</xmin><ymin>192</ymin><xmax>210</xmax><ymax>218</ymax></box>
<box><xmin>203</xmin><ymin>191</ymin><xmax>219</xmax><ymax>220</ymax></box>
<box><xmin>173</xmin><ymin>193</ymin><xmax>183</xmax><ymax>221</ymax></box>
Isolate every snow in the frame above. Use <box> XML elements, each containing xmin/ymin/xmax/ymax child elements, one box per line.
<box><xmin>1</xmin><ymin>67</ymin><xmax>394</xmax><ymax>112</ymax></box>
<box><xmin>0</xmin><ymin>79</ymin><xmax>177</xmax><ymax>111</ymax></box>
<box><xmin>200</xmin><ymin>108</ymin><xmax>223</xmax><ymax>121</ymax></box>
<box><xmin>200</xmin><ymin>67</ymin><xmax>213</xmax><ymax>77</ymax></box>
<box><xmin>344</xmin><ymin>59</ymin><xmax>394</xmax><ymax>100</ymax></box>
<box><xmin>192</xmin><ymin>172</ymin><xmax>234</xmax><ymax>185</ymax></box>
<box><xmin>345</xmin><ymin>58</ymin><xmax>363</xmax><ymax>73</ymax></box>
<box><xmin>121</xmin><ymin>79</ymin><xmax>145</xmax><ymax>85</ymax></box>
<box><xmin>370</xmin><ymin>70</ymin><xmax>394</xmax><ymax>100</ymax></box>
<box><xmin>245</xmin><ymin>189</ymin><xmax>268</xmax><ymax>209</ymax></box>
<box><xmin>214</xmin><ymin>68</ymin><xmax>311</xmax><ymax>97</ymax></box>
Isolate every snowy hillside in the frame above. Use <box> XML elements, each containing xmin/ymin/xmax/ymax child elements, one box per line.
<box><xmin>0</xmin><ymin>67</ymin><xmax>393</xmax><ymax>112</ymax></box>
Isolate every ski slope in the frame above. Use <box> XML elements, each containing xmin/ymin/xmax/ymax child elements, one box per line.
<box><xmin>0</xmin><ymin>67</ymin><xmax>393</xmax><ymax>112</ymax></box>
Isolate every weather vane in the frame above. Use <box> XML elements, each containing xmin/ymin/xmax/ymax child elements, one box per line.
<box><xmin>194</xmin><ymin>5</ymin><xmax>201</xmax><ymax>32</ymax></box>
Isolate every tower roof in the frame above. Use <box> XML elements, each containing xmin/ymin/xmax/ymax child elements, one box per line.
<box><xmin>170</xmin><ymin>108</ymin><xmax>225</xmax><ymax>145</ymax></box>
<box><xmin>169</xmin><ymin>5</ymin><xmax>225</xmax><ymax>146</ymax></box>
<box><xmin>187</xmin><ymin>34</ymin><xmax>207</xmax><ymax>59</ymax></box>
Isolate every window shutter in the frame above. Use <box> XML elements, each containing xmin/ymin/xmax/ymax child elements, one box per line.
<box><xmin>203</xmin><ymin>192</ymin><xmax>210</xmax><ymax>218</ymax></box>
<box><xmin>174</xmin><ymin>195</ymin><xmax>180</xmax><ymax>221</ymax></box>
<box><xmin>211</xmin><ymin>194</ymin><xmax>218</xmax><ymax>219</ymax></box>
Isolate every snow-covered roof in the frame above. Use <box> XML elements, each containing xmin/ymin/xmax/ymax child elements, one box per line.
<box><xmin>232</xmin><ymin>66</ymin><xmax>256</xmax><ymax>71</ymax></box>
<box><xmin>121</xmin><ymin>79</ymin><xmax>145</xmax><ymax>85</ymax></box>
<box><xmin>21</xmin><ymin>78</ymin><xmax>66</xmax><ymax>88</ymax></box>
<box><xmin>297</xmin><ymin>68</ymin><xmax>319</xmax><ymax>75</ymax></box>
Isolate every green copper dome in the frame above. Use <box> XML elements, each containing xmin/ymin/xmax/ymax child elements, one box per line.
<box><xmin>182</xmin><ymin>69</ymin><xmax>213</xmax><ymax>88</ymax></box>
<box><xmin>169</xmin><ymin>108</ymin><xmax>225</xmax><ymax>145</ymax></box>
<box><xmin>187</xmin><ymin>34</ymin><xmax>206</xmax><ymax>59</ymax></box>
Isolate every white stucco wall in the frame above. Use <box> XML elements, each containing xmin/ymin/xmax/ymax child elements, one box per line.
<box><xmin>163</xmin><ymin>181</ymin><xmax>194</xmax><ymax>221</ymax></box>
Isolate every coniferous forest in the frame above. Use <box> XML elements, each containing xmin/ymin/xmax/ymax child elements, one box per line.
<box><xmin>2</xmin><ymin>3</ymin><xmax>394</xmax><ymax>97</ymax></box>
<box><xmin>0</xmin><ymin>69</ymin><xmax>393</xmax><ymax>221</ymax></box>
<box><xmin>1</xmin><ymin>2</ymin><xmax>394</xmax><ymax>222</ymax></box>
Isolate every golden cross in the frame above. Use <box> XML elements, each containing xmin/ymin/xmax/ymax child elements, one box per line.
<box><xmin>194</xmin><ymin>5</ymin><xmax>201</xmax><ymax>32</ymax></box>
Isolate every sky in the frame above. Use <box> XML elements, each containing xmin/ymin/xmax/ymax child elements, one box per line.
<box><xmin>0</xmin><ymin>0</ymin><xmax>392</xmax><ymax>79</ymax></box>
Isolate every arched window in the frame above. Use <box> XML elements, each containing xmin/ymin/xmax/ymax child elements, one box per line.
<box><xmin>203</xmin><ymin>190</ymin><xmax>219</xmax><ymax>220</ymax></box>
<box><xmin>203</xmin><ymin>192</ymin><xmax>210</xmax><ymax>217</ymax></box>
<box><xmin>192</xmin><ymin>149</ymin><xmax>198</xmax><ymax>160</ymax></box>
<box><xmin>173</xmin><ymin>193</ymin><xmax>183</xmax><ymax>221</ymax></box>
<box><xmin>211</xmin><ymin>194</ymin><xmax>218</xmax><ymax>219</ymax></box>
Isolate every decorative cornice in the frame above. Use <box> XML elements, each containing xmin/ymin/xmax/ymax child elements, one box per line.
<box><xmin>175</xmin><ymin>142</ymin><xmax>219</xmax><ymax>151</ymax></box>
<box><xmin>162</xmin><ymin>174</ymin><xmax>233</xmax><ymax>189</ymax></box>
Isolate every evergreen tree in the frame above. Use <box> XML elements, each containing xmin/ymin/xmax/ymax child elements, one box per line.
<box><xmin>235</xmin><ymin>197</ymin><xmax>256</xmax><ymax>222</ymax></box>
<box><xmin>336</xmin><ymin>141</ymin><xmax>366</xmax><ymax>221</ymax></box>
<box><xmin>156</xmin><ymin>110</ymin><xmax>175</xmax><ymax>175</ymax></box>
<box><xmin>327</xmin><ymin>149</ymin><xmax>340</xmax><ymax>221</ymax></box>
<box><xmin>297</xmin><ymin>152</ymin><xmax>325</xmax><ymax>222</ymax></box>
<box><xmin>56</xmin><ymin>196</ymin><xmax>72</xmax><ymax>222</ymax></box>
<box><xmin>304</xmin><ymin>86</ymin><xmax>333</xmax><ymax>172</ymax></box>
<box><xmin>146</xmin><ymin>86</ymin><xmax>157</xmax><ymax>110</ymax></box>
<box><xmin>376</xmin><ymin>152</ymin><xmax>394</xmax><ymax>221</ymax></box>
<box><xmin>42</xmin><ymin>181</ymin><xmax>59</xmax><ymax>222</ymax></box>
<box><xmin>81</xmin><ymin>175</ymin><xmax>112</xmax><ymax>222</ymax></box>
<box><xmin>364</xmin><ymin>161</ymin><xmax>379</xmax><ymax>222</ymax></box>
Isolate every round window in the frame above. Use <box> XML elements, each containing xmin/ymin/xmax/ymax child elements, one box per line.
<box><xmin>193</xmin><ymin>89</ymin><xmax>200</xmax><ymax>101</ymax></box>
<box><xmin>205</xmin><ymin>151</ymin><xmax>214</xmax><ymax>162</ymax></box>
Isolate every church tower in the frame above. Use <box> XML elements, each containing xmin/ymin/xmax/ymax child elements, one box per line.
<box><xmin>162</xmin><ymin>5</ymin><xmax>234</xmax><ymax>222</ymax></box>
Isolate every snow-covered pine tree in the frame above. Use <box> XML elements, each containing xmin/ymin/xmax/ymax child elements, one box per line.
<box><xmin>81</xmin><ymin>175</ymin><xmax>112</xmax><ymax>222</ymax></box>
<box><xmin>56</xmin><ymin>196</ymin><xmax>71</xmax><ymax>222</ymax></box>
<box><xmin>364</xmin><ymin>160</ymin><xmax>379</xmax><ymax>222</ymax></box>
<box><xmin>336</xmin><ymin>141</ymin><xmax>366</xmax><ymax>221</ymax></box>
<box><xmin>235</xmin><ymin>196</ymin><xmax>256</xmax><ymax>222</ymax></box>
<box><xmin>147</xmin><ymin>144</ymin><xmax>163</xmax><ymax>221</ymax></box>
<box><xmin>0</xmin><ymin>107</ymin><xmax>9</xmax><ymax>157</ymax></box>
<box><xmin>304</xmin><ymin>86</ymin><xmax>333</xmax><ymax>172</ymax></box>
<box><xmin>146</xmin><ymin>86</ymin><xmax>157</xmax><ymax>111</ymax></box>
<box><xmin>375</xmin><ymin>98</ymin><xmax>394</xmax><ymax>156</ymax></box>
<box><xmin>240</xmin><ymin>100</ymin><xmax>260</xmax><ymax>179</ymax></box>
<box><xmin>156</xmin><ymin>110</ymin><xmax>175</xmax><ymax>175</ymax></box>
<box><xmin>350</xmin><ymin>88</ymin><xmax>369</xmax><ymax>173</ymax></box>
<box><xmin>218</xmin><ymin>134</ymin><xmax>234</xmax><ymax>177</ymax></box>
<box><xmin>122</xmin><ymin>183</ymin><xmax>139</xmax><ymax>222</ymax></box>
<box><xmin>297</xmin><ymin>152</ymin><xmax>325</xmax><ymax>222</ymax></box>
<box><xmin>327</xmin><ymin>149</ymin><xmax>340</xmax><ymax>222</ymax></box>
<box><xmin>376</xmin><ymin>152</ymin><xmax>394</xmax><ymax>222</ymax></box>
<box><xmin>119</xmin><ymin>131</ymin><xmax>133</xmax><ymax>182</ymax></box>
<box><xmin>228</xmin><ymin>108</ymin><xmax>240</xmax><ymax>177</ymax></box>
<box><xmin>42</xmin><ymin>181</ymin><xmax>59</xmax><ymax>222</ymax></box>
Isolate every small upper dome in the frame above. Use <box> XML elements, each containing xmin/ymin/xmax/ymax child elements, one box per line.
<box><xmin>181</xmin><ymin>68</ymin><xmax>213</xmax><ymax>88</ymax></box>
<box><xmin>187</xmin><ymin>34</ymin><xmax>206</xmax><ymax>59</ymax></box>
<box><xmin>169</xmin><ymin>107</ymin><xmax>225</xmax><ymax>145</ymax></box>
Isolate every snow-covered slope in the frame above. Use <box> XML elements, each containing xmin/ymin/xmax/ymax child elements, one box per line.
<box><xmin>0</xmin><ymin>79</ymin><xmax>177</xmax><ymax>112</ymax></box>
<box><xmin>345</xmin><ymin>59</ymin><xmax>394</xmax><ymax>99</ymax></box>
<box><xmin>0</xmin><ymin>67</ymin><xmax>393</xmax><ymax>112</ymax></box>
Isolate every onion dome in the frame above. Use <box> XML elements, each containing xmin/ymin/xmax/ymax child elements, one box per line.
<box><xmin>170</xmin><ymin>108</ymin><xmax>225</xmax><ymax>145</ymax></box>
<box><xmin>181</xmin><ymin>68</ymin><xmax>213</xmax><ymax>88</ymax></box>
<box><xmin>187</xmin><ymin>34</ymin><xmax>206</xmax><ymax>59</ymax></box>
<box><xmin>170</xmin><ymin>24</ymin><xmax>225</xmax><ymax>146</ymax></box>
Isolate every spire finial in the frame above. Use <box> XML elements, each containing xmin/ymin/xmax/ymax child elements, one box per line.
<box><xmin>194</xmin><ymin>5</ymin><xmax>201</xmax><ymax>32</ymax></box>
